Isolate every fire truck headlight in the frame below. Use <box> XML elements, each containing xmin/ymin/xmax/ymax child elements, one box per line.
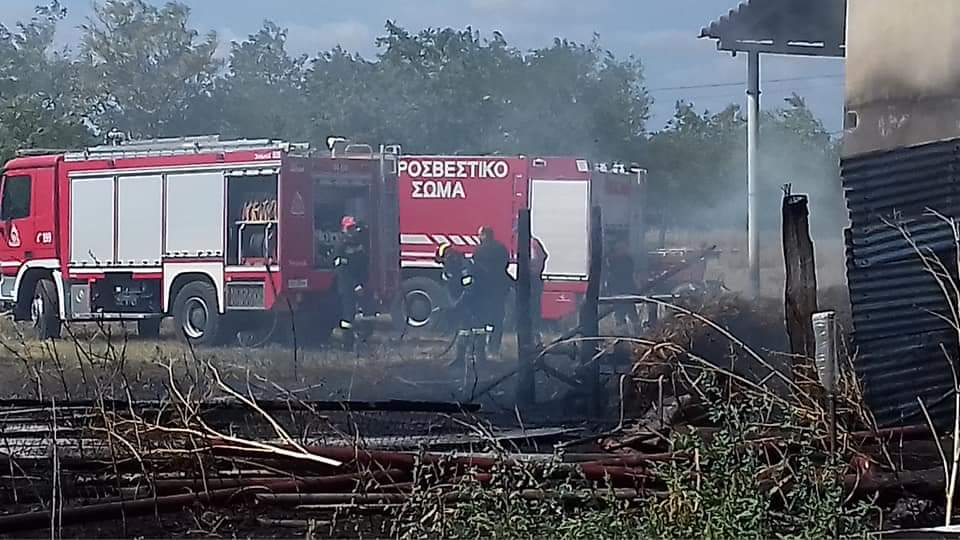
<box><xmin>461</xmin><ymin>275</ymin><xmax>474</xmax><ymax>287</ymax></box>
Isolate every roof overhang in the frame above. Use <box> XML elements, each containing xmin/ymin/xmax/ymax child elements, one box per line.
<box><xmin>700</xmin><ymin>0</ymin><xmax>846</xmax><ymax>57</ymax></box>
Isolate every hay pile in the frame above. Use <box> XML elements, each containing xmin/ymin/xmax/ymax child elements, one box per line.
<box><xmin>624</xmin><ymin>293</ymin><xmax>789</xmax><ymax>416</ymax></box>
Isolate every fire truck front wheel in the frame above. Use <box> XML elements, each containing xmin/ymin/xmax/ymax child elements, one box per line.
<box><xmin>172</xmin><ymin>281</ymin><xmax>222</xmax><ymax>346</ymax></box>
<box><xmin>30</xmin><ymin>277</ymin><xmax>61</xmax><ymax>340</ymax></box>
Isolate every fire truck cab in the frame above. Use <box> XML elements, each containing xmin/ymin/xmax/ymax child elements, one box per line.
<box><xmin>0</xmin><ymin>136</ymin><xmax>399</xmax><ymax>345</ymax></box>
<box><xmin>395</xmin><ymin>155</ymin><xmax>645</xmax><ymax>330</ymax></box>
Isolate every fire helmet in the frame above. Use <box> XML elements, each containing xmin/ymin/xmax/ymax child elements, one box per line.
<box><xmin>341</xmin><ymin>216</ymin><xmax>358</xmax><ymax>232</ymax></box>
<box><xmin>435</xmin><ymin>242</ymin><xmax>452</xmax><ymax>262</ymax></box>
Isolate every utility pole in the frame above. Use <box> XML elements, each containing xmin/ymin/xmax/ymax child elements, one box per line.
<box><xmin>747</xmin><ymin>50</ymin><xmax>762</xmax><ymax>297</ymax></box>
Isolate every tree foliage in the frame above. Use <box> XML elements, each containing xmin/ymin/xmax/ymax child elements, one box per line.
<box><xmin>79</xmin><ymin>0</ymin><xmax>220</xmax><ymax>137</ymax></box>
<box><xmin>0</xmin><ymin>1</ymin><xmax>840</xmax><ymax>231</ymax></box>
<box><xmin>0</xmin><ymin>2</ymin><xmax>89</xmax><ymax>159</ymax></box>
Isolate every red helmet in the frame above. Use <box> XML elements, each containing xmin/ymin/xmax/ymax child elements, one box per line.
<box><xmin>341</xmin><ymin>216</ymin><xmax>358</xmax><ymax>232</ymax></box>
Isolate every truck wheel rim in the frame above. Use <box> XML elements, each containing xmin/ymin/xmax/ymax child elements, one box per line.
<box><xmin>404</xmin><ymin>290</ymin><xmax>432</xmax><ymax>327</ymax></box>
<box><xmin>30</xmin><ymin>295</ymin><xmax>43</xmax><ymax>326</ymax></box>
<box><xmin>183</xmin><ymin>298</ymin><xmax>208</xmax><ymax>339</ymax></box>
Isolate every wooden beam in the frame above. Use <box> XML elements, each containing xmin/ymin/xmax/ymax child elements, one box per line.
<box><xmin>716</xmin><ymin>40</ymin><xmax>844</xmax><ymax>58</ymax></box>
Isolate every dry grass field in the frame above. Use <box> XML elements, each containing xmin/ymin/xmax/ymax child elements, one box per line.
<box><xmin>0</xmin><ymin>317</ymin><xmax>529</xmax><ymax>405</ymax></box>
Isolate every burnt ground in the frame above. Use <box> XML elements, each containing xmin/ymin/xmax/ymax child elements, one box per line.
<box><xmin>4</xmin><ymin>511</ymin><xmax>392</xmax><ymax>539</ymax></box>
<box><xmin>0</xmin><ymin>317</ymin><xmax>615</xmax><ymax>538</ymax></box>
<box><xmin>0</xmin><ymin>317</ymin><xmax>520</xmax><ymax>404</ymax></box>
<box><xmin>0</xmin><ymin>299</ymin><xmax>811</xmax><ymax>539</ymax></box>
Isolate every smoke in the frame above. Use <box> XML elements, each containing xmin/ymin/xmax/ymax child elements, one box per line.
<box><xmin>648</xmin><ymin>102</ymin><xmax>848</xmax><ymax>292</ymax></box>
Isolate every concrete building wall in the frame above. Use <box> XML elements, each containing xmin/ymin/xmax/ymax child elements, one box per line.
<box><xmin>844</xmin><ymin>0</ymin><xmax>960</xmax><ymax>157</ymax></box>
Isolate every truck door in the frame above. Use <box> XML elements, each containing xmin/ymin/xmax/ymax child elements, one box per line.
<box><xmin>0</xmin><ymin>168</ymin><xmax>56</xmax><ymax>300</ymax></box>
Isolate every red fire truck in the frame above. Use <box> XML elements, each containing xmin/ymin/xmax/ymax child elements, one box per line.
<box><xmin>395</xmin><ymin>155</ymin><xmax>646</xmax><ymax>330</ymax></box>
<box><xmin>0</xmin><ymin>136</ymin><xmax>400</xmax><ymax>345</ymax></box>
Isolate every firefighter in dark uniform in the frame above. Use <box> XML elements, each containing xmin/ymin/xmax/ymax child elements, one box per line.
<box><xmin>605</xmin><ymin>238</ymin><xmax>641</xmax><ymax>331</ymax></box>
<box><xmin>436</xmin><ymin>243</ymin><xmax>489</xmax><ymax>365</ymax></box>
<box><xmin>334</xmin><ymin>216</ymin><xmax>369</xmax><ymax>349</ymax></box>
<box><xmin>530</xmin><ymin>235</ymin><xmax>548</xmax><ymax>345</ymax></box>
<box><xmin>437</xmin><ymin>243</ymin><xmax>468</xmax><ymax>329</ymax></box>
<box><xmin>473</xmin><ymin>226</ymin><xmax>510</xmax><ymax>357</ymax></box>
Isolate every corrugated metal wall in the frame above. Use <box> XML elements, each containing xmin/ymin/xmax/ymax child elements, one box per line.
<box><xmin>841</xmin><ymin>139</ymin><xmax>960</xmax><ymax>427</ymax></box>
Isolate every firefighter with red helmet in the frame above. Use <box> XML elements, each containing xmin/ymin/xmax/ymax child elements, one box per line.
<box><xmin>334</xmin><ymin>216</ymin><xmax>369</xmax><ymax>349</ymax></box>
<box><xmin>436</xmin><ymin>243</ymin><xmax>488</xmax><ymax>366</ymax></box>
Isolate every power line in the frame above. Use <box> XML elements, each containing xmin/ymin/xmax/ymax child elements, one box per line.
<box><xmin>646</xmin><ymin>74</ymin><xmax>844</xmax><ymax>93</ymax></box>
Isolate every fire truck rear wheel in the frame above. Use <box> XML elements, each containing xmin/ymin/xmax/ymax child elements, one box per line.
<box><xmin>396</xmin><ymin>277</ymin><xmax>450</xmax><ymax>332</ymax></box>
<box><xmin>30</xmin><ymin>277</ymin><xmax>61</xmax><ymax>340</ymax></box>
<box><xmin>173</xmin><ymin>281</ymin><xmax>222</xmax><ymax>346</ymax></box>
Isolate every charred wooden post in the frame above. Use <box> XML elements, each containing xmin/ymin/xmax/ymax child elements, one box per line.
<box><xmin>579</xmin><ymin>206</ymin><xmax>603</xmax><ymax>416</ymax></box>
<box><xmin>516</xmin><ymin>209</ymin><xmax>536</xmax><ymax>407</ymax></box>
<box><xmin>782</xmin><ymin>190</ymin><xmax>819</xmax><ymax>371</ymax></box>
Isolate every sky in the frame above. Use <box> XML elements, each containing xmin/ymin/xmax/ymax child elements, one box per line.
<box><xmin>0</xmin><ymin>0</ymin><xmax>846</xmax><ymax>132</ymax></box>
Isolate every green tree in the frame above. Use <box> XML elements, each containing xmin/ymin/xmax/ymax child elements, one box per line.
<box><xmin>372</xmin><ymin>22</ymin><xmax>520</xmax><ymax>153</ymax></box>
<box><xmin>643</xmin><ymin>95</ymin><xmax>842</xmax><ymax>236</ymax></box>
<box><xmin>304</xmin><ymin>46</ymin><xmax>390</xmax><ymax>147</ymax></box>
<box><xmin>643</xmin><ymin>101</ymin><xmax>746</xmax><ymax>236</ymax></box>
<box><xmin>760</xmin><ymin>93</ymin><xmax>844</xmax><ymax>234</ymax></box>
<box><xmin>505</xmin><ymin>36</ymin><xmax>649</xmax><ymax>159</ymax></box>
<box><xmin>217</xmin><ymin>21</ymin><xmax>309</xmax><ymax>140</ymax></box>
<box><xmin>0</xmin><ymin>1</ymin><xmax>90</xmax><ymax>161</ymax></box>
<box><xmin>79</xmin><ymin>0</ymin><xmax>220</xmax><ymax>138</ymax></box>
<box><xmin>304</xmin><ymin>23</ymin><xmax>650</xmax><ymax>157</ymax></box>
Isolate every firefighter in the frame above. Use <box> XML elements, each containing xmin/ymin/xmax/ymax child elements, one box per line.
<box><xmin>529</xmin><ymin>235</ymin><xmax>548</xmax><ymax>345</ymax></box>
<box><xmin>473</xmin><ymin>226</ymin><xmax>510</xmax><ymax>356</ymax></box>
<box><xmin>333</xmin><ymin>216</ymin><xmax>369</xmax><ymax>349</ymax></box>
<box><xmin>605</xmin><ymin>238</ymin><xmax>641</xmax><ymax>331</ymax></box>
<box><xmin>437</xmin><ymin>243</ymin><xmax>468</xmax><ymax>330</ymax></box>
<box><xmin>436</xmin><ymin>243</ymin><xmax>489</xmax><ymax>366</ymax></box>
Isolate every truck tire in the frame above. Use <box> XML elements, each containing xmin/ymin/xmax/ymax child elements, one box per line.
<box><xmin>30</xmin><ymin>277</ymin><xmax>61</xmax><ymax>340</ymax></box>
<box><xmin>137</xmin><ymin>319</ymin><xmax>162</xmax><ymax>339</ymax></box>
<box><xmin>395</xmin><ymin>277</ymin><xmax>450</xmax><ymax>333</ymax></box>
<box><xmin>172</xmin><ymin>281</ymin><xmax>222</xmax><ymax>346</ymax></box>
